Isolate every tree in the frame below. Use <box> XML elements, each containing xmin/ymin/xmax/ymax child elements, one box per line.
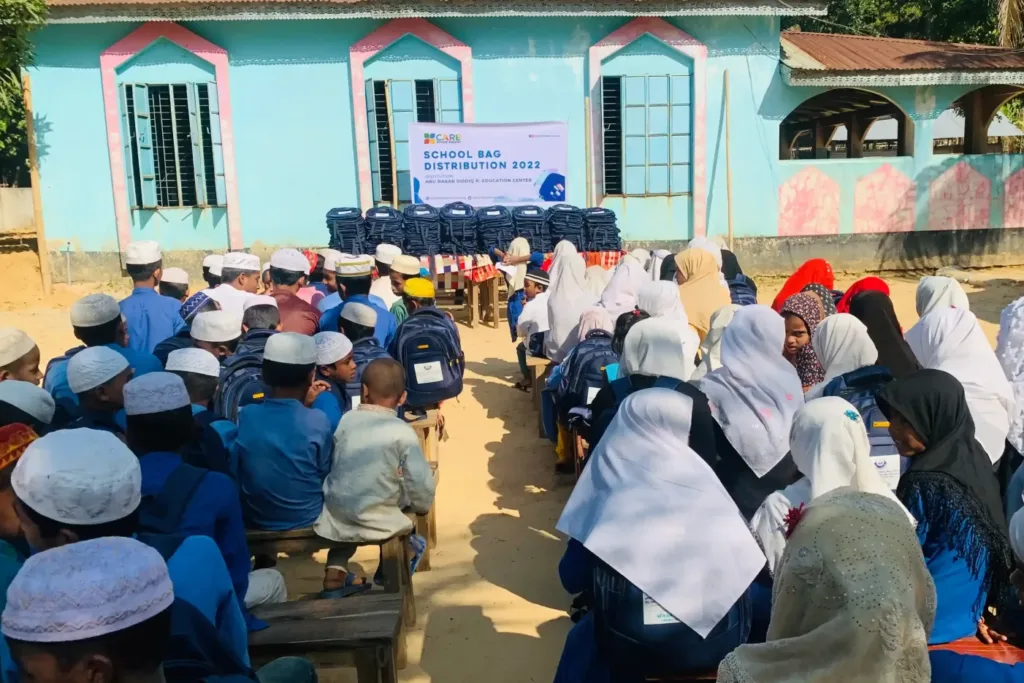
<box><xmin>0</xmin><ymin>0</ymin><xmax>47</xmax><ymax>187</ymax></box>
<box><xmin>786</xmin><ymin>0</ymin><xmax>998</xmax><ymax>45</ymax></box>
<box><xmin>1000</xmin><ymin>0</ymin><xmax>1024</xmax><ymax>47</ymax></box>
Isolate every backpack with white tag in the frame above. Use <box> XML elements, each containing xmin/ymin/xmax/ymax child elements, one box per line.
<box><xmin>557</xmin><ymin>329</ymin><xmax>618</xmax><ymax>420</ymax></box>
<box><xmin>388</xmin><ymin>307</ymin><xmax>465</xmax><ymax>408</ymax></box>
<box><xmin>344</xmin><ymin>337</ymin><xmax>393</xmax><ymax>409</ymax></box>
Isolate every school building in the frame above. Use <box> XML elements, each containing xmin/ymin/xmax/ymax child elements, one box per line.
<box><xmin>29</xmin><ymin>0</ymin><xmax>1024</xmax><ymax>277</ymax></box>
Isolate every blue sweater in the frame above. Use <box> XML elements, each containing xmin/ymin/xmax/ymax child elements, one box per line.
<box><xmin>930</xmin><ymin>650</ymin><xmax>1024</xmax><ymax>682</ymax></box>
<box><xmin>120</xmin><ymin>287</ymin><xmax>187</xmax><ymax>353</ymax></box>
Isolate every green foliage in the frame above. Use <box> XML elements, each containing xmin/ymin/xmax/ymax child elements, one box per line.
<box><xmin>785</xmin><ymin>0</ymin><xmax>999</xmax><ymax>45</ymax></box>
<box><xmin>0</xmin><ymin>0</ymin><xmax>46</xmax><ymax>186</ymax></box>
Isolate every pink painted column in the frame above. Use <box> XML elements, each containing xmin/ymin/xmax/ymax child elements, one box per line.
<box><xmin>350</xmin><ymin>19</ymin><xmax>474</xmax><ymax>211</ymax></box>
<box><xmin>101</xmin><ymin>23</ymin><xmax>241</xmax><ymax>252</ymax></box>
<box><xmin>588</xmin><ymin>18</ymin><xmax>708</xmax><ymax>238</ymax></box>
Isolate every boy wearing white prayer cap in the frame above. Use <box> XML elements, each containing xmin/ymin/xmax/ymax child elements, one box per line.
<box><xmin>338</xmin><ymin>302</ymin><xmax>392</xmax><ymax>405</ymax></box>
<box><xmin>371</xmin><ymin>244</ymin><xmax>403</xmax><ymax>310</ymax></box>
<box><xmin>311</xmin><ymin>332</ymin><xmax>356</xmax><ymax>431</ymax></box>
<box><xmin>205</xmin><ymin>252</ymin><xmax>261</xmax><ymax>318</ymax></box>
<box><xmin>9</xmin><ymin>429</ymin><xmax>250</xmax><ymax>662</ymax></box>
<box><xmin>202</xmin><ymin>253</ymin><xmax>224</xmax><ymax>288</ymax></box>
<box><xmin>0</xmin><ymin>328</ymin><xmax>41</xmax><ymax>386</ymax></box>
<box><xmin>389</xmin><ymin>254</ymin><xmax>423</xmax><ymax>323</ymax></box>
<box><xmin>42</xmin><ymin>295</ymin><xmax>162</xmax><ymax>421</ymax></box>
<box><xmin>120</xmin><ymin>240</ymin><xmax>188</xmax><ymax>355</ymax></box>
<box><xmin>166</xmin><ymin>347</ymin><xmax>237</xmax><ymax>474</ymax></box>
<box><xmin>318</xmin><ymin>255</ymin><xmax>398</xmax><ymax>348</ymax></box>
<box><xmin>65</xmin><ymin>347</ymin><xmax>132</xmax><ymax>435</ymax></box>
<box><xmin>0</xmin><ymin>381</ymin><xmax>54</xmax><ymax>433</ymax></box>
<box><xmin>315</xmin><ymin>358</ymin><xmax>434</xmax><ymax>592</ymax></box>
<box><xmin>123</xmin><ymin>372</ymin><xmax>287</xmax><ymax>615</ymax></box>
<box><xmin>158</xmin><ymin>266</ymin><xmax>190</xmax><ymax>302</ymax></box>
<box><xmin>233</xmin><ymin>333</ymin><xmax>334</xmax><ymax>531</ymax></box>
<box><xmin>190</xmin><ymin>310</ymin><xmax>242</xmax><ymax>361</ymax></box>
<box><xmin>267</xmin><ymin>249</ymin><xmax>321</xmax><ymax>336</ymax></box>
<box><xmin>317</xmin><ymin>249</ymin><xmax>345</xmax><ymax>295</ymax></box>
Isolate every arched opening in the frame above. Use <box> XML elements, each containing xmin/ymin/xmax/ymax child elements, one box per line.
<box><xmin>780</xmin><ymin>89</ymin><xmax>914</xmax><ymax>160</ymax></box>
<box><xmin>931</xmin><ymin>85</ymin><xmax>1024</xmax><ymax>155</ymax></box>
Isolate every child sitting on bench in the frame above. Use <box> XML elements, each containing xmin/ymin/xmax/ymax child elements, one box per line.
<box><xmin>314</xmin><ymin>358</ymin><xmax>435</xmax><ymax>595</ymax></box>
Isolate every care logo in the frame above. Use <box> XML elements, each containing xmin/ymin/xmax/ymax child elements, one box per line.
<box><xmin>423</xmin><ymin>132</ymin><xmax>461</xmax><ymax>145</ymax></box>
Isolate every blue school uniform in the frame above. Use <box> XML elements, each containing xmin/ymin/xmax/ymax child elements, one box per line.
<box><xmin>0</xmin><ymin>540</ymin><xmax>24</xmax><ymax>683</ymax></box>
<box><xmin>317</xmin><ymin>291</ymin><xmax>388</xmax><ymax>313</ymax></box>
<box><xmin>507</xmin><ymin>289</ymin><xmax>525</xmax><ymax>342</ymax></box>
<box><xmin>311</xmin><ymin>376</ymin><xmax>351</xmax><ymax>434</ymax></box>
<box><xmin>67</xmin><ymin>407</ymin><xmax>127</xmax><ymax>435</ymax></box>
<box><xmin>1007</xmin><ymin>462</ymin><xmax>1024</xmax><ymax>523</ymax></box>
<box><xmin>189</xmin><ymin>404</ymin><xmax>237</xmax><ymax>474</ymax></box>
<box><xmin>45</xmin><ymin>343</ymin><xmax>162</xmax><ymax>407</ymax></box>
<box><xmin>319</xmin><ymin>294</ymin><xmax>398</xmax><ymax>347</ymax></box>
<box><xmin>120</xmin><ymin>286</ymin><xmax>187</xmax><ymax>353</ymax></box>
<box><xmin>930</xmin><ymin>650</ymin><xmax>1024</xmax><ymax>682</ymax></box>
<box><xmin>233</xmin><ymin>398</ymin><xmax>334</xmax><ymax>530</ymax></box>
<box><xmin>153</xmin><ymin>329</ymin><xmax>194</xmax><ymax>367</ymax></box>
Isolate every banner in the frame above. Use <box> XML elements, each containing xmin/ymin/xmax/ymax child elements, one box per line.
<box><xmin>408</xmin><ymin>121</ymin><xmax>568</xmax><ymax>207</ymax></box>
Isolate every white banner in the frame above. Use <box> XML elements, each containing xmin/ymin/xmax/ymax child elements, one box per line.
<box><xmin>408</xmin><ymin>121</ymin><xmax>568</xmax><ymax>207</ymax></box>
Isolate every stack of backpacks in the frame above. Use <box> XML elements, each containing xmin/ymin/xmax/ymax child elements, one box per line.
<box><xmin>363</xmin><ymin>206</ymin><xmax>404</xmax><ymax>255</ymax></box>
<box><xmin>402</xmin><ymin>204</ymin><xmax>442</xmax><ymax>257</ymax></box>
<box><xmin>546</xmin><ymin>204</ymin><xmax>586</xmax><ymax>251</ymax></box>
<box><xmin>440</xmin><ymin>202</ymin><xmax>478</xmax><ymax>255</ymax></box>
<box><xmin>512</xmin><ymin>205</ymin><xmax>551</xmax><ymax>252</ymax></box>
<box><xmin>583</xmin><ymin>207</ymin><xmax>622</xmax><ymax>252</ymax></box>
<box><xmin>326</xmin><ymin>207</ymin><xmax>365</xmax><ymax>254</ymax></box>
<box><xmin>475</xmin><ymin>205</ymin><xmax>515</xmax><ymax>253</ymax></box>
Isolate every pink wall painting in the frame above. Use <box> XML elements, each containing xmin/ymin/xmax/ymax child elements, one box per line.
<box><xmin>1004</xmin><ymin>168</ymin><xmax>1024</xmax><ymax>229</ymax></box>
<box><xmin>778</xmin><ymin>167</ymin><xmax>840</xmax><ymax>237</ymax></box>
<box><xmin>928</xmin><ymin>161</ymin><xmax>991</xmax><ymax>231</ymax></box>
<box><xmin>853</xmin><ymin>164</ymin><xmax>916</xmax><ymax>234</ymax></box>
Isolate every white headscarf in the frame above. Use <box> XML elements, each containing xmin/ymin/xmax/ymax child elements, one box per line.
<box><xmin>916</xmin><ymin>275</ymin><xmax>969</xmax><ymax>318</ymax></box>
<box><xmin>688</xmin><ymin>236</ymin><xmax>729</xmax><ymax>291</ymax></box>
<box><xmin>598</xmin><ymin>256</ymin><xmax>647</xmax><ymax>317</ymax></box>
<box><xmin>546</xmin><ymin>242</ymin><xmax>597</xmax><ymax>362</ymax></box>
<box><xmin>720</xmin><ymin>489</ymin><xmax>934</xmax><ymax>683</ymax></box>
<box><xmin>636</xmin><ymin>281</ymin><xmax>701</xmax><ymax>367</ymax></box>
<box><xmin>577</xmin><ymin>307</ymin><xmax>615</xmax><ymax>338</ymax></box>
<box><xmin>804</xmin><ymin>314</ymin><xmax>878</xmax><ymax>399</ymax></box>
<box><xmin>906</xmin><ymin>307</ymin><xmax>1014</xmax><ymax>464</ymax></box>
<box><xmin>506</xmin><ymin>237</ymin><xmax>531</xmax><ymax>292</ymax></box>
<box><xmin>750</xmin><ymin>398</ymin><xmax>914</xmax><ymax>574</ymax></box>
<box><xmin>648</xmin><ymin>249</ymin><xmax>671</xmax><ymax>281</ymax></box>
<box><xmin>557</xmin><ymin>389</ymin><xmax>765</xmax><ymax>637</ymax></box>
<box><xmin>628</xmin><ymin>249</ymin><xmax>651</xmax><ymax>271</ymax></box>
<box><xmin>997</xmin><ymin>295</ymin><xmax>1024</xmax><ymax>455</ymax></box>
<box><xmin>621</xmin><ymin>318</ymin><xmax>696</xmax><ymax>382</ymax></box>
<box><xmin>584</xmin><ymin>266</ymin><xmax>613</xmax><ymax>298</ymax></box>
<box><xmin>700</xmin><ymin>305</ymin><xmax>804</xmax><ymax>476</ymax></box>
<box><xmin>691</xmin><ymin>304</ymin><xmax>741</xmax><ymax>382</ymax></box>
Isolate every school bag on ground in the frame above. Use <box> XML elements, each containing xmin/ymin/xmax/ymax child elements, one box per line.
<box><xmin>388</xmin><ymin>308</ymin><xmax>465</xmax><ymax>408</ymax></box>
<box><xmin>137</xmin><ymin>463</ymin><xmax>209</xmax><ymax>535</ymax></box>
<box><xmin>214</xmin><ymin>352</ymin><xmax>269</xmax><ymax>423</ymax></box>
<box><xmin>727</xmin><ymin>274</ymin><xmax>758</xmax><ymax>306</ymax></box>
<box><xmin>557</xmin><ymin>329</ymin><xmax>618</xmax><ymax>420</ymax></box>
<box><xmin>821</xmin><ymin>365</ymin><xmax>902</xmax><ymax>489</ymax></box>
<box><xmin>345</xmin><ymin>338</ymin><xmax>393</xmax><ymax>407</ymax></box>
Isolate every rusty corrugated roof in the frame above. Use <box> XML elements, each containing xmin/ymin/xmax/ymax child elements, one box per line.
<box><xmin>782</xmin><ymin>31</ymin><xmax>1024</xmax><ymax>72</ymax></box>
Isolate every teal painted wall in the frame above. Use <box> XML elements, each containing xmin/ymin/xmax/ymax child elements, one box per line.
<box><xmin>27</xmin><ymin>16</ymin><xmax>1024</xmax><ymax>253</ymax></box>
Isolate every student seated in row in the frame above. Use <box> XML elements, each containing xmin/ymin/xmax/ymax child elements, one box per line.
<box><xmin>315</xmin><ymin>358</ymin><xmax>435</xmax><ymax>593</ymax></box>
<box><xmin>514</xmin><ymin>267</ymin><xmax>550</xmax><ymax>391</ymax></box>
<box><xmin>312</xmin><ymin>331</ymin><xmax>356</xmax><ymax>432</ymax></box>
<box><xmin>0</xmin><ymin>329</ymin><xmax>41</xmax><ymax>386</ymax></box>
<box><xmin>152</xmin><ymin>291</ymin><xmax>222</xmax><ymax>366</ymax></box>
<box><xmin>233</xmin><ymin>333</ymin><xmax>333</xmax><ymax>531</ymax></box>
<box><xmin>119</xmin><ymin>241</ymin><xmax>187</xmax><ymax>354</ymax></box>
<box><xmin>166</xmin><ymin>347</ymin><xmax>237</xmax><ymax>474</ymax></box>
<box><xmin>65</xmin><ymin>346</ymin><xmax>133</xmax><ymax>435</ymax></box>
<box><xmin>190</xmin><ymin>310</ymin><xmax>243</xmax><ymax>363</ymax></box>
<box><xmin>320</xmin><ymin>256</ymin><xmax>398</xmax><ymax>347</ymax></box>
<box><xmin>158</xmin><ymin>267</ymin><xmax>190</xmax><ymax>303</ymax></box>
<box><xmin>388</xmin><ymin>255</ymin><xmax>423</xmax><ymax>324</ymax></box>
<box><xmin>339</xmin><ymin>302</ymin><xmax>392</xmax><ymax>407</ymax></box>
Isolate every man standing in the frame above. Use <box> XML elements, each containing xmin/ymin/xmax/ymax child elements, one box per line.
<box><xmin>119</xmin><ymin>241</ymin><xmax>187</xmax><ymax>354</ymax></box>
<box><xmin>370</xmin><ymin>244</ymin><xmax>402</xmax><ymax>311</ymax></box>
<box><xmin>268</xmin><ymin>249</ymin><xmax>321</xmax><ymax>336</ymax></box>
<box><xmin>206</xmin><ymin>252</ymin><xmax>261</xmax><ymax>317</ymax></box>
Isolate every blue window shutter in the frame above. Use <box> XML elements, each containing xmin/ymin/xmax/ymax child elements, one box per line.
<box><xmin>389</xmin><ymin>80</ymin><xmax>415</xmax><ymax>203</ymax></box>
<box><xmin>436</xmin><ymin>79</ymin><xmax>462</xmax><ymax>123</ymax></box>
<box><xmin>119</xmin><ymin>85</ymin><xmax>138</xmax><ymax>208</ymax></box>
<box><xmin>132</xmin><ymin>84</ymin><xmax>158</xmax><ymax>209</ymax></box>
<box><xmin>366</xmin><ymin>79</ymin><xmax>383</xmax><ymax>203</ymax></box>
<box><xmin>205</xmin><ymin>83</ymin><xmax>226</xmax><ymax>205</ymax></box>
<box><xmin>187</xmin><ymin>84</ymin><xmax>207</xmax><ymax>206</ymax></box>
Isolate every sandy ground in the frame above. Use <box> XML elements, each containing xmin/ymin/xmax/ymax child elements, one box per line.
<box><xmin>1</xmin><ymin>244</ymin><xmax>1023</xmax><ymax>682</ymax></box>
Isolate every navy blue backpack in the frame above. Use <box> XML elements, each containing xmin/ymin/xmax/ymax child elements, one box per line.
<box><xmin>345</xmin><ymin>337</ymin><xmax>393</xmax><ymax>401</ymax></box>
<box><xmin>214</xmin><ymin>352</ymin><xmax>268</xmax><ymax>423</ymax></box>
<box><xmin>388</xmin><ymin>307</ymin><xmax>465</xmax><ymax>408</ymax></box>
<box><xmin>557</xmin><ymin>330</ymin><xmax>618</xmax><ymax>419</ymax></box>
<box><xmin>728</xmin><ymin>274</ymin><xmax>758</xmax><ymax>306</ymax></box>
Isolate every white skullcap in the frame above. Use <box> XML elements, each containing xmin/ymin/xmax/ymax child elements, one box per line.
<box><xmin>243</xmin><ymin>294</ymin><xmax>278</xmax><ymax>311</ymax></box>
<box><xmin>124</xmin><ymin>240</ymin><xmax>161</xmax><ymax>266</ymax></box>
<box><xmin>123</xmin><ymin>372</ymin><xmax>190</xmax><ymax>416</ymax></box>
<box><xmin>166</xmin><ymin>348</ymin><xmax>221</xmax><ymax>378</ymax></box>
<box><xmin>391</xmin><ymin>255</ymin><xmax>422</xmax><ymax>276</ymax></box>
<box><xmin>12</xmin><ymin>429</ymin><xmax>142</xmax><ymax>525</ymax></box>
<box><xmin>161</xmin><ymin>267</ymin><xmax>189</xmax><ymax>286</ymax></box>
<box><xmin>190</xmin><ymin>311</ymin><xmax>242</xmax><ymax>343</ymax></box>
<box><xmin>67</xmin><ymin>347</ymin><xmax>129</xmax><ymax>394</ymax></box>
<box><xmin>222</xmin><ymin>252</ymin><xmax>260</xmax><ymax>272</ymax></box>
<box><xmin>0</xmin><ymin>329</ymin><xmax>35</xmax><ymax>367</ymax></box>
<box><xmin>270</xmin><ymin>248</ymin><xmax>310</xmax><ymax>275</ymax></box>
<box><xmin>374</xmin><ymin>244</ymin><xmax>402</xmax><ymax>265</ymax></box>
<box><xmin>335</xmin><ymin>255</ymin><xmax>374</xmax><ymax>278</ymax></box>
<box><xmin>264</xmin><ymin>332</ymin><xmax>317</xmax><ymax>365</ymax></box>
<box><xmin>203</xmin><ymin>254</ymin><xmax>224</xmax><ymax>277</ymax></box>
<box><xmin>0</xmin><ymin>381</ymin><xmax>54</xmax><ymax>425</ymax></box>
<box><xmin>2</xmin><ymin>536</ymin><xmax>174</xmax><ymax>643</ymax></box>
<box><xmin>340</xmin><ymin>301</ymin><xmax>378</xmax><ymax>328</ymax></box>
<box><xmin>314</xmin><ymin>332</ymin><xmax>354</xmax><ymax>366</ymax></box>
<box><xmin>320</xmin><ymin>250</ymin><xmax>346</xmax><ymax>272</ymax></box>
<box><xmin>70</xmin><ymin>294</ymin><xmax>121</xmax><ymax>328</ymax></box>
<box><xmin>261</xmin><ymin>262</ymin><xmax>270</xmax><ymax>275</ymax></box>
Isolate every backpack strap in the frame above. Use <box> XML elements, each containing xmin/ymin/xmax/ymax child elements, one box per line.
<box><xmin>610</xmin><ymin>376</ymin><xmax>632</xmax><ymax>403</ymax></box>
<box><xmin>138</xmin><ymin>463</ymin><xmax>208</xmax><ymax>535</ymax></box>
<box><xmin>135</xmin><ymin>531</ymin><xmax>189</xmax><ymax>561</ymax></box>
<box><xmin>653</xmin><ymin>376</ymin><xmax>685</xmax><ymax>391</ymax></box>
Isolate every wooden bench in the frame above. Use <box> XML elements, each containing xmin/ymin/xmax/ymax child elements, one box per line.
<box><xmin>406</xmin><ymin>409</ymin><xmax>441</xmax><ymax>566</ymax></box>
<box><xmin>526</xmin><ymin>356</ymin><xmax>553</xmax><ymax>438</ymax></box>
<box><xmin>249</xmin><ymin>592</ymin><xmax>403</xmax><ymax>683</ymax></box>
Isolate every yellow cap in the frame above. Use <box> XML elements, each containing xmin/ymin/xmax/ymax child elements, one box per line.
<box><xmin>403</xmin><ymin>277</ymin><xmax>435</xmax><ymax>298</ymax></box>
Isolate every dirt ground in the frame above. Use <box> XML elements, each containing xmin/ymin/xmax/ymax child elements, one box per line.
<box><xmin>0</xmin><ymin>244</ymin><xmax>1022</xmax><ymax>682</ymax></box>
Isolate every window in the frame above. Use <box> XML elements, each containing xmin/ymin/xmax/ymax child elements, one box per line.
<box><xmin>120</xmin><ymin>82</ymin><xmax>226</xmax><ymax>209</ymax></box>
<box><xmin>600</xmin><ymin>74</ymin><xmax>692</xmax><ymax>197</ymax></box>
<box><xmin>366</xmin><ymin>78</ymin><xmax>462</xmax><ymax>205</ymax></box>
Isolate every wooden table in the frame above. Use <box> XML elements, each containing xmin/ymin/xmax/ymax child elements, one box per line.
<box><xmin>464</xmin><ymin>276</ymin><xmax>502</xmax><ymax>329</ymax></box>
<box><xmin>249</xmin><ymin>592</ymin><xmax>403</xmax><ymax>683</ymax></box>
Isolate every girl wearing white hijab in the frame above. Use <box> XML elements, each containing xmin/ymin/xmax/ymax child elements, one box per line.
<box><xmin>691</xmin><ymin>305</ymin><xmax>741</xmax><ymax>382</ymax></box>
<box><xmin>997</xmin><ymin>296</ymin><xmax>1024</xmax><ymax>458</ymax></box>
<box><xmin>804</xmin><ymin>313</ymin><xmax>879</xmax><ymax>399</ymax></box>
<box><xmin>546</xmin><ymin>242</ymin><xmax>597</xmax><ymax>362</ymax></box>
<box><xmin>700</xmin><ymin>305</ymin><xmax>805</xmax><ymax>518</ymax></box>
<box><xmin>906</xmin><ymin>307</ymin><xmax>1014</xmax><ymax>464</ymax></box>
<box><xmin>719</xmin><ymin>489</ymin><xmax>934</xmax><ymax>683</ymax></box>
<box><xmin>583</xmin><ymin>265</ymin><xmax>612</xmax><ymax>298</ymax></box>
<box><xmin>648</xmin><ymin>249</ymin><xmax>672</xmax><ymax>281</ymax></box>
<box><xmin>916</xmin><ymin>275</ymin><xmax>970</xmax><ymax>318</ymax></box>
<box><xmin>637</xmin><ymin>281</ymin><xmax>701</xmax><ymax>365</ymax></box>
<box><xmin>628</xmin><ymin>248</ymin><xmax>651</xmax><ymax>271</ymax></box>
<box><xmin>597</xmin><ymin>256</ymin><xmax>647</xmax><ymax>317</ymax></box>
<box><xmin>556</xmin><ymin>389</ymin><xmax>765</xmax><ymax>681</ymax></box>
<box><xmin>750</xmin><ymin>397</ymin><xmax>915</xmax><ymax>574</ymax></box>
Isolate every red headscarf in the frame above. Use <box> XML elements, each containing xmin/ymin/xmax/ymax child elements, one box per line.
<box><xmin>836</xmin><ymin>276</ymin><xmax>890</xmax><ymax>314</ymax></box>
<box><xmin>771</xmin><ymin>259</ymin><xmax>835</xmax><ymax>312</ymax></box>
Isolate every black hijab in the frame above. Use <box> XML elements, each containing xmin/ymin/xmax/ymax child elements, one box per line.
<box><xmin>0</xmin><ymin>401</ymin><xmax>48</xmax><ymax>435</ymax></box>
<box><xmin>848</xmin><ymin>291</ymin><xmax>921</xmax><ymax>379</ymax></box>
<box><xmin>721</xmin><ymin>250</ymin><xmax>742</xmax><ymax>280</ymax></box>
<box><xmin>659</xmin><ymin>253</ymin><xmax>678</xmax><ymax>282</ymax></box>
